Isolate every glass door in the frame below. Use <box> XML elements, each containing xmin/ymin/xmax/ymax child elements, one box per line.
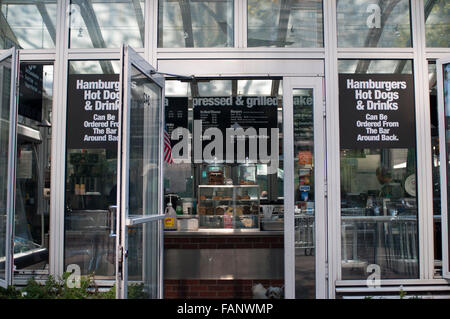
<box><xmin>116</xmin><ymin>45</ymin><xmax>165</xmax><ymax>298</ymax></box>
<box><xmin>437</xmin><ymin>58</ymin><xmax>450</xmax><ymax>280</ymax></box>
<box><xmin>0</xmin><ymin>47</ymin><xmax>18</xmax><ymax>288</ymax></box>
<box><xmin>283</xmin><ymin>77</ymin><xmax>327</xmax><ymax>298</ymax></box>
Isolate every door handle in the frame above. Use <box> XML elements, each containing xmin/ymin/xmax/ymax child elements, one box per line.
<box><xmin>108</xmin><ymin>205</ymin><xmax>117</xmax><ymax>237</ymax></box>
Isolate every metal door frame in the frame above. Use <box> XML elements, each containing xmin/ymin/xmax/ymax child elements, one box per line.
<box><xmin>437</xmin><ymin>57</ymin><xmax>450</xmax><ymax>280</ymax></box>
<box><xmin>283</xmin><ymin>76</ymin><xmax>327</xmax><ymax>299</ymax></box>
<box><xmin>0</xmin><ymin>47</ymin><xmax>18</xmax><ymax>289</ymax></box>
<box><xmin>116</xmin><ymin>45</ymin><xmax>165</xmax><ymax>299</ymax></box>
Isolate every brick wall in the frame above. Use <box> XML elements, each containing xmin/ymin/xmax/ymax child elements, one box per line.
<box><xmin>164</xmin><ymin>235</ymin><xmax>284</xmax><ymax>250</ymax></box>
<box><xmin>164</xmin><ymin>279</ymin><xmax>284</xmax><ymax>299</ymax></box>
<box><xmin>164</xmin><ymin>234</ymin><xmax>284</xmax><ymax>299</ymax></box>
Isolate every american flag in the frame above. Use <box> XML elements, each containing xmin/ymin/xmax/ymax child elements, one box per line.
<box><xmin>164</xmin><ymin>125</ymin><xmax>173</xmax><ymax>164</ymax></box>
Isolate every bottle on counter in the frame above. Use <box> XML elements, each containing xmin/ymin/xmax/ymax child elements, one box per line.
<box><xmin>164</xmin><ymin>202</ymin><xmax>177</xmax><ymax>231</ymax></box>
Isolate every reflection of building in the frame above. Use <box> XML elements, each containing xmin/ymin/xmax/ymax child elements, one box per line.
<box><xmin>0</xmin><ymin>0</ymin><xmax>449</xmax><ymax>300</ymax></box>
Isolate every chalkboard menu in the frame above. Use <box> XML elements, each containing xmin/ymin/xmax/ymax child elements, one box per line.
<box><xmin>339</xmin><ymin>74</ymin><xmax>415</xmax><ymax>149</ymax></box>
<box><xmin>66</xmin><ymin>74</ymin><xmax>120</xmax><ymax>150</ymax></box>
<box><xmin>193</xmin><ymin>96</ymin><xmax>278</xmax><ymax>160</ymax></box>
<box><xmin>293</xmin><ymin>94</ymin><xmax>313</xmax><ymax>141</ymax></box>
<box><xmin>165</xmin><ymin>97</ymin><xmax>188</xmax><ymax>147</ymax></box>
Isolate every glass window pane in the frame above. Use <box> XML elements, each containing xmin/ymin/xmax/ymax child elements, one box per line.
<box><xmin>14</xmin><ymin>63</ymin><xmax>53</xmax><ymax>274</ymax></box>
<box><xmin>425</xmin><ymin>0</ymin><xmax>450</xmax><ymax>48</ymax></box>
<box><xmin>127</xmin><ymin>222</ymin><xmax>160</xmax><ymax>298</ymax></box>
<box><xmin>69</xmin><ymin>0</ymin><xmax>145</xmax><ymax>49</ymax></box>
<box><xmin>247</xmin><ymin>0</ymin><xmax>323</xmax><ymax>48</ymax></box>
<box><xmin>64</xmin><ymin>60</ymin><xmax>120</xmax><ymax>278</ymax></box>
<box><xmin>339</xmin><ymin>60</ymin><xmax>419</xmax><ymax>280</ymax></box>
<box><xmin>428</xmin><ymin>61</ymin><xmax>443</xmax><ymax>277</ymax></box>
<box><xmin>0</xmin><ymin>1</ymin><xmax>57</xmax><ymax>49</ymax></box>
<box><xmin>293</xmin><ymin>88</ymin><xmax>315</xmax><ymax>298</ymax></box>
<box><xmin>128</xmin><ymin>66</ymin><xmax>161</xmax><ymax>218</ymax></box>
<box><xmin>0</xmin><ymin>56</ymin><xmax>12</xmax><ymax>282</ymax></box>
<box><xmin>443</xmin><ymin>62</ymin><xmax>450</xmax><ymax>272</ymax></box>
<box><xmin>337</xmin><ymin>0</ymin><xmax>412</xmax><ymax>48</ymax></box>
<box><xmin>158</xmin><ymin>0</ymin><xmax>234</xmax><ymax>48</ymax></box>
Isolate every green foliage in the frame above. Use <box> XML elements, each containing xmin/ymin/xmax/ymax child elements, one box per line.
<box><xmin>127</xmin><ymin>283</ymin><xmax>149</xmax><ymax>299</ymax></box>
<box><xmin>0</xmin><ymin>285</ymin><xmax>22</xmax><ymax>299</ymax></box>
<box><xmin>0</xmin><ymin>273</ymin><xmax>115</xmax><ymax>299</ymax></box>
<box><xmin>0</xmin><ymin>273</ymin><xmax>150</xmax><ymax>299</ymax></box>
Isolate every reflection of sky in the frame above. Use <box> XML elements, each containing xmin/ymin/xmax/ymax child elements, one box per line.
<box><xmin>70</xmin><ymin>1</ymin><xmax>144</xmax><ymax>48</ymax></box>
<box><xmin>337</xmin><ymin>0</ymin><xmax>411</xmax><ymax>48</ymax></box>
<box><xmin>238</xmin><ymin>80</ymin><xmax>272</xmax><ymax>95</ymax></box>
<box><xmin>2</xmin><ymin>3</ymin><xmax>57</xmax><ymax>49</ymax></box>
<box><xmin>198</xmin><ymin>80</ymin><xmax>232</xmax><ymax>96</ymax></box>
<box><xmin>69</xmin><ymin>60</ymin><xmax>120</xmax><ymax>75</ymax></box>
<box><xmin>43</xmin><ymin>65</ymin><xmax>53</xmax><ymax>97</ymax></box>
<box><xmin>247</xmin><ymin>0</ymin><xmax>323</xmax><ymax>47</ymax></box>
<box><xmin>338</xmin><ymin>60</ymin><xmax>413</xmax><ymax>74</ymax></box>
<box><xmin>159</xmin><ymin>0</ymin><xmax>233</xmax><ymax>48</ymax></box>
<box><xmin>166</xmin><ymin>80</ymin><xmax>282</xmax><ymax>97</ymax></box>
<box><xmin>165</xmin><ymin>81</ymin><xmax>191</xmax><ymax>97</ymax></box>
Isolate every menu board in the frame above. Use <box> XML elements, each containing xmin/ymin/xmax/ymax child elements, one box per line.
<box><xmin>66</xmin><ymin>74</ymin><xmax>120</xmax><ymax>150</ymax></box>
<box><xmin>193</xmin><ymin>96</ymin><xmax>278</xmax><ymax>160</ymax></box>
<box><xmin>18</xmin><ymin>63</ymin><xmax>43</xmax><ymax>122</ymax></box>
<box><xmin>293</xmin><ymin>94</ymin><xmax>313</xmax><ymax>141</ymax></box>
<box><xmin>339</xmin><ymin>74</ymin><xmax>415</xmax><ymax>149</ymax></box>
<box><xmin>165</xmin><ymin>97</ymin><xmax>188</xmax><ymax>147</ymax></box>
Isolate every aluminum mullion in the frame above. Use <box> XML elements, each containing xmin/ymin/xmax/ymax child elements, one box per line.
<box><xmin>437</xmin><ymin>58</ymin><xmax>450</xmax><ymax>279</ymax></box>
<box><xmin>5</xmin><ymin>48</ymin><xmax>18</xmax><ymax>287</ymax></box>
<box><xmin>282</xmin><ymin>77</ymin><xmax>295</xmax><ymax>299</ymax></box>
<box><xmin>323</xmin><ymin>0</ymin><xmax>340</xmax><ymax>299</ymax></box>
<box><xmin>411</xmin><ymin>0</ymin><xmax>434</xmax><ymax>280</ymax></box>
<box><xmin>145</xmin><ymin>0</ymin><xmax>157</xmax><ymax>66</ymax></box>
<box><xmin>49</xmin><ymin>0</ymin><xmax>69</xmax><ymax>279</ymax></box>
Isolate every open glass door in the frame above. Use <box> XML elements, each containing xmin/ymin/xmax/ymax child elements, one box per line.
<box><xmin>283</xmin><ymin>77</ymin><xmax>327</xmax><ymax>298</ymax></box>
<box><xmin>116</xmin><ymin>45</ymin><xmax>165</xmax><ymax>298</ymax></box>
<box><xmin>0</xmin><ymin>47</ymin><xmax>18</xmax><ymax>288</ymax></box>
<box><xmin>437</xmin><ymin>58</ymin><xmax>450</xmax><ymax>279</ymax></box>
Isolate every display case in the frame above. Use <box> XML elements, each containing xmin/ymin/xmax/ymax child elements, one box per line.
<box><xmin>197</xmin><ymin>185</ymin><xmax>260</xmax><ymax>229</ymax></box>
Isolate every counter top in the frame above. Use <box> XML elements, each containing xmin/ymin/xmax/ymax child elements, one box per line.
<box><xmin>164</xmin><ymin>229</ymin><xmax>283</xmax><ymax>236</ymax></box>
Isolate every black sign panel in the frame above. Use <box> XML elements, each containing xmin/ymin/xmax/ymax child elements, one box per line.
<box><xmin>165</xmin><ymin>97</ymin><xmax>188</xmax><ymax>147</ymax></box>
<box><xmin>193</xmin><ymin>96</ymin><xmax>278</xmax><ymax>160</ymax></box>
<box><xmin>339</xmin><ymin>74</ymin><xmax>415</xmax><ymax>149</ymax></box>
<box><xmin>293</xmin><ymin>94</ymin><xmax>314</xmax><ymax>141</ymax></box>
<box><xmin>18</xmin><ymin>63</ymin><xmax>43</xmax><ymax>122</ymax></box>
<box><xmin>66</xmin><ymin>74</ymin><xmax>120</xmax><ymax>150</ymax></box>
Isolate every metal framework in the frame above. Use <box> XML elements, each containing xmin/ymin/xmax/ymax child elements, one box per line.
<box><xmin>0</xmin><ymin>0</ymin><xmax>448</xmax><ymax>298</ymax></box>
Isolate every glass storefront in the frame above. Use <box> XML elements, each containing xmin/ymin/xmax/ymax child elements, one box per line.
<box><xmin>0</xmin><ymin>1</ymin><xmax>57</xmax><ymax>49</ymax></box>
<box><xmin>162</xmin><ymin>78</ymin><xmax>285</xmax><ymax>298</ymax></box>
<box><xmin>158</xmin><ymin>0</ymin><xmax>234</xmax><ymax>48</ymax></box>
<box><xmin>425</xmin><ymin>0</ymin><xmax>449</xmax><ymax>48</ymax></box>
<box><xmin>339</xmin><ymin>59</ymin><xmax>419</xmax><ymax>280</ymax></box>
<box><xmin>0</xmin><ymin>1</ymin><xmax>448</xmax><ymax>299</ymax></box>
<box><xmin>69</xmin><ymin>0</ymin><xmax>145</xmax><ymax>49</ymax></box>
<box><xmin>64</xmin><ymin>60</ymin><xmax>120</xmax><ymax>279</ymax></box>
<box><xmin>14</xmin><ymin>62</ymin><xmax>53</xmax><ymax>276</ymax></box>
<box><xmin>247</xmin><ymin>0</ymin><xmax>323</xmax><ymax>47</ymax></box>
<box><xmin>292</xmin><ymin>88</ymin><xmax>315</xmax><ymax>298</ymax></box>
<box><xmin>337</xmin><ymin>0</ymin><xmax>412</xmax><ymax>48</ymax></box>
